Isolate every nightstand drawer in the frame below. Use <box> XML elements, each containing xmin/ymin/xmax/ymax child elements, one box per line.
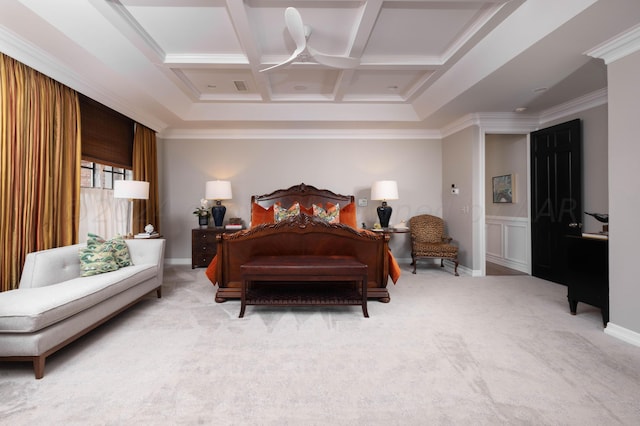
<box><xmin>192</xmin><ymin>227</ymin><xmax>243</xmax><ymax>268</ymax></box>
<box><xmin>193</xmin><ymin>231</ymin><xmax>216</xmax><ymax>242</ymax></box>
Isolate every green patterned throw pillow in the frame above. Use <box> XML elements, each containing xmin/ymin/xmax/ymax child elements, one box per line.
<box><xmin>274</xmin><ymin>202</ymin><xmax>300</xmax><ymax>222</ymax></box>
<box><xmin>109</xmin><ymin>235</ymin><xmax>132</xmax><ymax>267</ymax></box>
<box><xmin>79</xmin><ymin>241</ymin><xmax>119</xmax><ymax>277</ymax></box>
<box><xmin>313</xmin><ymin>203</ymin><xmax>340</xmax><ymax>224</ymax></box>
<box><xmin>86</xmin><ymin>233</ymin><xmax>132</xmax><ymax>267</ymax></box>
<box><xmin>80</xmin><ymin>233</ymin><xmax>132</xmax><ymax>276</ymax></box>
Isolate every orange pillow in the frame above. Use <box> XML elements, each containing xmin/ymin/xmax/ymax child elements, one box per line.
<box><xmin>251</xmin><ymin>203</ymin><xmax>274</xmax><ymax>227</ymax></box>
<box><xmin>205</xmin><ymin>255</ymin><xmax>217</xmax><ymax>285</ymax></box>
<box><xmin>338</xmin><ymin>202</ymin><xmax>357</xmax><ymax>228</ymax></box>
<box><xmin>300</xmin><ymin>204</ymin><xmax>313</xmax><ymax>216</ymax></box>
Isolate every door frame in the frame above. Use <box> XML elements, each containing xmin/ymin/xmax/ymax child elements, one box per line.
<box><xmin>477</xmin><ymin>125</ymin><xmax>534</xmax><ymax>277</ymax></box>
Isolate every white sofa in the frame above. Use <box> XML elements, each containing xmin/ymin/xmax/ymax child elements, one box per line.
<box><xmin>0</xmin><ymin>238</ymin><xmax>165</xmax><ymax>379</ymax></box>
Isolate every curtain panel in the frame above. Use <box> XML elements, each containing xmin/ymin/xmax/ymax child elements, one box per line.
<box><xmin>132</xmin><ymin>124</ymin><xmax>160</xmax><ymax>235</ymax></box>
<box><xmin>0</xmin><ymin>53</ymin><xmax>81</xmax><ymax>292</ymax></box>
<box><xmin>79</xmin><ymin>187</ymin><xmax>129</xmax><ymax>241</ymax></box>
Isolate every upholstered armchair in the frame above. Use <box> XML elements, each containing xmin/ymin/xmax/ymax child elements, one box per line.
<box><xmin>409</xmin><ymin>214</ymin><xmax>459</xmax><ymax>276</ymax></box>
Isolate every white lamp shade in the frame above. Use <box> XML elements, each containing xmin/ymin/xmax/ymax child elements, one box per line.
<box><xmin>371</xmin><ymin>180</ymin><xmax>399</xmax><ymax>201</ymax></box>
<box><xmin>205</xmin><ymin>180</ymin><xmax>233</xmax><ymax>200</ymax></box>
<box><xmin>114</xmin><ymin>180</ymin><xmax>149</xmax><ymax>199</ymax></box>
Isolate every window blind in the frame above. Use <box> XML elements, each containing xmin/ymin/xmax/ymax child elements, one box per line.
<box><xmin>79</xmin><ymin>94</ymin><xmax>134</xmax><ymax>169</ymax></box>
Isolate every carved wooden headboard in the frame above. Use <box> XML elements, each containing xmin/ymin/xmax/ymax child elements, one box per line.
<box><xmin>251</xmin><ymin>183</ymin><xmax>354</xmax><ymax>211</ymax></box>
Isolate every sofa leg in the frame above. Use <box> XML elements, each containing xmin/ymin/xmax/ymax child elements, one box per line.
<box><xmin>156</xmin><ymin>287</ymin><xmax>162</xmax><ymax>298</ymax></box>
<box><xmin>33</xmin><ymin>356</ymin><xmax>45</xmax><ymax>379</ymax></box>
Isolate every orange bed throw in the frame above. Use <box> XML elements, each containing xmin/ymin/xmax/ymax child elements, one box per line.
<box><xmin>205</xmin><ymin>251</ymin><xmax>400</xmax><ymax>285</ymax></box>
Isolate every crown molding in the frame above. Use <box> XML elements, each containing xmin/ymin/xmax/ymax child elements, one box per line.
<box><xmin>539</xmin><ymin>88</ymin><xmax>607</xmax><ymax>124</ymax></box>
<box><xmin>159</xmin><ymin>127</ymin><xmax>441</xmax><ymax>140</ymax></box>
<box><xmin>474</xmin><ymin>113</ymin><xmax>540</xmax><ymax>134</ymax></box>
<box><xmin>585</xmin><ymin>23</ymin><xmax>640</xmax><ymax>64</ymax></box>
<box><xmin>441</xmin><ymin>112</ymin><xmax>538</xmax><ymax>137</ymax></box>
<box><xmin>440</xmin><ymin>87</ymin><xmax>608</xmax><ymax>137</ymax></box>
<box><xmin>0</xmin><ymin>25</ymin><xmax>167</xmax><ymax>132</ymax></box>
<box><xmin>0</xmin><ymin>25</ymin><xmax>73</xmax><ymax>88</ymax></box>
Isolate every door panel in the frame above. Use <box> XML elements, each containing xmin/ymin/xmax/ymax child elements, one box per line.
<box><xmin>531</xmin><ymin>119</ymin><xmax>582</xmax><ymax>284</ymax></box>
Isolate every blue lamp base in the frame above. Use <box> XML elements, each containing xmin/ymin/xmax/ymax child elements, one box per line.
<box><xmin>377</xmin><ymin>202</ymin><xmax>392</xmax><ymax>228</ymax></box>
<box><xmin>211</xmin><ymin>203</ymin><xmax>226</xmax><ymax>227</ymax></box>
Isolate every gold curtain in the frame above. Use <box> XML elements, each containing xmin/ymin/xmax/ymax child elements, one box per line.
<box><xmin>0</xmin><ymin>53</ymin><xmax>81</xmax><ymax>292</ymax></box>
<box><xmin>132</xmin><ymin>124</ymin><xmax>160</xmax><ymax>235</ymax></box>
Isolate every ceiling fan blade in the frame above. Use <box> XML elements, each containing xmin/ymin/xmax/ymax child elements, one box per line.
<box><xmin>307</xmin><ymin>45</ymin><xmax>360</xmax><ymax>69</ymax></box>
<box><xmin>284</xmin><ymin>7</ymin><xmax>307</xmax><ymax>51</ymax></box>
<box><xmin>261</xmin><ymin>6</ymin><xmax>359</xmax><ymax>72</ymax></box>
<box><xmin>259</xmin><ymin>51</ymin><xmax>300</xmax><ymax>72</ymax></box>
<box><xmin>260</xmin><ymin>7</ymin><xmax>308</xmax><ymax>72</ymax></box>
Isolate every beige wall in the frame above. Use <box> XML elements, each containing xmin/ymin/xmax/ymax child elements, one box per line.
<box><xmin>158</xmin><ymin>138</ymin><xmax>442</xmax><ymax>262</ymax></box>
<box><xmin>608</xmin><ymin>49</ymin><xmax>640</xmax><ymax>335</ymax></box>
<box><xmin>485</xmin><ymin>134</ymin><xmax>528</xmax><ymax>218</ymax></box>
<box><xmin>442</xmin><ymin>126</ymin><xmax>478</xmax><ymax>270</ymax></box>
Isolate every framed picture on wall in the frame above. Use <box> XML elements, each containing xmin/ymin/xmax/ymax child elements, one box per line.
<box><xmin>492</xmin><ymin>174</ymin><xmax>514</xmax><ymax>203</ymax></box>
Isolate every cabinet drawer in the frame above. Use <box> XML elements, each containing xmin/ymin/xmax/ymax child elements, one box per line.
<box><xmin>193</xmin><ymin>231</ymin><xmax>217</xmax><ymax>242</ymax></box>
<box><xmin>192</xmin><ymin>228</ymin><xmax>224</xmax><ymax>268</ymax></box>
<box><xmin>192</xmin><ymin>243</ymin><xmax>217</xmax><ymax>254</ymax></box>
<box><xmin>194</xmin><ymin>253</ymin><xmax>215</xmax><ymax>268</ymax></box>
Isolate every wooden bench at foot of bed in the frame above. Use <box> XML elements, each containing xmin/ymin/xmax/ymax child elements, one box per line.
<box><xmin>240</xmin><ymin>255</ymin><xmax>368</xmax><ymax>318</ymax></box>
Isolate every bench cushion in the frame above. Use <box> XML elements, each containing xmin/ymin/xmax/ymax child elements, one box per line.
<box><xmin>0</xmin><ymin>264</ymin><xmax>156</xmax><ymax>333</ymax></box>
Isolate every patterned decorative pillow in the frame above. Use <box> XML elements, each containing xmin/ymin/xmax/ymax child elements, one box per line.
<box><xmin>109</xmin><ymin>235</ymin><xmax>132</xmax><ymax>267</ymax></box>
<box><xmin>313</xmin><ymin>203</ymin><xmax>340</xmax><ymax>224</ymax></box>
<box><xmin>79</xmin><ymin>242</ymin><xmax>119</xmax><ymax>277</ymax></box>
<box><xmin>87</xmin><ymin>233</ymin><xmax>133</xmax><ymax>268</ymax></box>
<box><xmin>86</xmin><ymin>233</ymin><xmax>132</xmax><ymax>267</ymax></box>
<box><xmin>86</xmin><ymin>232</ymin><xmax>105</xmax><ymax>248</ymax></box>
<box><xmin>274</xmin><ymin>202</ymin><xmax>300</xmax><ymax>222</ymax></box>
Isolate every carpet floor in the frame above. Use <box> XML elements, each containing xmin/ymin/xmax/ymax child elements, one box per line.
<box><xmin>1</xmin><ymin>263</ymin><xmax>639</xmax><ymax>425</ymax></box>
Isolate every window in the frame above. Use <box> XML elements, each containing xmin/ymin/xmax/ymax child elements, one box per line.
<box><xmin>81</xmin><ymin>161</ymin><xmax>132</xmax><ymax>189</ymax></box>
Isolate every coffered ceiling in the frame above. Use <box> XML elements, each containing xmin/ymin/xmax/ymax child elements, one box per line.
<box><xmin>1</xmin><ymin>0</ymin><xmax>640</xmax><ymax>136</ymax></box>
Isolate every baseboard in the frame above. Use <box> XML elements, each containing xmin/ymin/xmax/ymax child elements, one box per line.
<box><xmin>485</xmin><ymin>253</ymin><xmax>528</xmax><ymax>273</ymax></box>
<box><xmin>165</xmin><ymin>258</ymin><xmax>191</xmax><ymax>265</ymax></box>
<box><xmin>604</xmin><ymin>322</ymin><xmax>640</xmax><ymax>347</ymax></box>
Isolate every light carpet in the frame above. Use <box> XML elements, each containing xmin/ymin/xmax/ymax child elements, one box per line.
<box><xmin>1</xmin><ymin>263</ymin><xmax>640</xmax><ymax>425</ymax></box>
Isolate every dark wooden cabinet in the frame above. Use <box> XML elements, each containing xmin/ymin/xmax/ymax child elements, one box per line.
<box><xmin>191</xmin><ymin>228</ymin><xmax>225</xmax><ymax>268</ymax></box>
<box><xmin>564</xmin><ymin>235</ymin><xmax>608</xmax><ymax>326</ymax></box>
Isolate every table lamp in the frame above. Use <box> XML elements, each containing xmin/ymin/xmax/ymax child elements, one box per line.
<box><xmin>371</xmin><ymin>180</ymin><xmax>398</xmax><ymax>228</ymax></box>
<box><xmin>114</xmin><ymin>180</ymin><xmax>149</xmax><ymax>236</ymax></box>
<box><xmin>206</xmin><ymin>180</ymin><xmax>233</xmax><ymax>227</ymax></box>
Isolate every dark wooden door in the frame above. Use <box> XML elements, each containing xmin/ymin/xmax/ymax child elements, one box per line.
<box><xmin>531</xmin><ymin>119</ymin><xmax>582</xmax><ymax>284</ymax></box>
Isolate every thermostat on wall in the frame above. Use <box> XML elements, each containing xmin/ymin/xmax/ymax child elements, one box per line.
<box><xmin>358</xmin><ymin>198</ymin><xmax>368</xmax><ymax>207</ymax></box>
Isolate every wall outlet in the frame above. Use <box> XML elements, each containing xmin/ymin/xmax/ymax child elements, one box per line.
<box><xmin>451</xmin><ymin>188</ymin><xmax>460</xmax><ymax>195</ymax></box>
<box><xmin>358</xmin><ymin>198</ymin><xmax>368</xmax><ymax>207</ymax></box>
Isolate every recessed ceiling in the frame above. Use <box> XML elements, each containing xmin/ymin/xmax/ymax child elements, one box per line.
<box><xmin>1</xmin><ymin>0</ymin><xmax>639</xmax><ymax>135</ymax></box>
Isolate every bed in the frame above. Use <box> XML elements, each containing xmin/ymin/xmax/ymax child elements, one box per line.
<box><xmin>205</xmin><ymin>183</ymin><xmax>401</xmax><ymax>303</ymax></box>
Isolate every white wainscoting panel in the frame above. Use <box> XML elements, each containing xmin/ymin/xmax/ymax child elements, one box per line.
<box><xmin>486</xmin><ymin>216</ymin><xmax>529</xmax><ymax>274</ymax></box>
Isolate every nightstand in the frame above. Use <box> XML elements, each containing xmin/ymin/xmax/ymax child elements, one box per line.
<box><xmin>191</xmin><ymin>228</ymin><xmax>225</xmax><ymax>268</ymax></box>
<box><xmin>191</xmin><ymin>227</ymin><xmax>244</xmax><ymax>268</ymax></box>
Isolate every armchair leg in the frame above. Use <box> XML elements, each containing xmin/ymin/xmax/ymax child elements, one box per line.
<box><xmin>411</xmin><ymin>255</ymin><xmax>417</xmax><ymax>274</ymax></box>
<box><xmin>444</xmin><ymin>257</ymin><xmax>460</xmax><ymax>276</ymax></box>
